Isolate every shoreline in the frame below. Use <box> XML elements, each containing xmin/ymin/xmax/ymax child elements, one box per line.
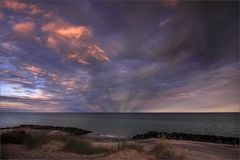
<box><xmin>1</xmin><ymin>124</ymin><xmax>239</xmax><ymax>145</ymax></box>
<box><xmin>1</xmin><ymin>125</ymin><xmax>239</xmax><ymax>160</ymax></box>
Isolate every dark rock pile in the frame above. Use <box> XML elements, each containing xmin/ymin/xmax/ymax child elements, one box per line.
<box><xmin>1</xmin><ymin>124</ymin><xmax>92</xmax><ymax>136</ymax></box>
<box><xmin>132</xmin><ymin>131</ymin><xmax>239</xmax><ymax>145</ymax></box>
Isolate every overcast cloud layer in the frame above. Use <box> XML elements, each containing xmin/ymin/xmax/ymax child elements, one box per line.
<box><xmin>0</xmin><ymin>0</ymin><xmax>239</xmax><ymax>112</ymax></box>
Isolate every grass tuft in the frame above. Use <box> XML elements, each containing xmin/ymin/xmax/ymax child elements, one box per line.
<box><xmin>151</xmin><ymin>139</ymin><xmax>185</xmax><ymax>160</ymax></box>
<box><xmin>23</xmin><ymin>133</ymin><xmax>68</xmax><ymax>149</ymax></box>
<box><xmin>110</xmin><ymin>141</ymin><xmax>144</xmax><ymax>153</ymax></box>
<box><xmin>23</xmin><ymin>134</ymin><xmax>49</xmax><ymax>149</ymax></box>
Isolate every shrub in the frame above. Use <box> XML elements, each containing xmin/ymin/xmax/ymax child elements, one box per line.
<box><xmin>23</xmin><ymin>134</ymin><xmax>50</xmax><ymax>149</ymax></box>
<box><xmin>23</xmin><ymin>133</ymin><xmax>68</xmax><ymax>149</ymax></box>
<box><xmin>151</xmin><ymin>140</ymin><xmax>184</xmax><ymax>160</ymax></box>
<box><xmin>64</xmin><ymin>137</ymin><xmax>108</xmax><ymax>154</ymax></box>
<box><xmin>1</xmin><ymin>130</ymin><xmax>31</xmax><ymax>144</ymax></box>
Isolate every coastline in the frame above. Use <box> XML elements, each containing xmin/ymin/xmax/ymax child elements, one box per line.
<box><xmin>1</xmin><ymin>124</ymin><xmax>239</xmax><ymax>144</ymax></box>
<box><xmin>1</xmin><ymin>125</ymin><xmax>239</xmax><ymax>160</ymax></box>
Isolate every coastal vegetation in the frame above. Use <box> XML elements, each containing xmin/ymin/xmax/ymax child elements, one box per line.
<box><xmin>1</xmin><ymin>126</ymin><xmax>238</xmax><ymax>160</ymax></box>
<box><xmin>64</xmin><ymin>137</ymin><xmax>108</xmax><ymax>155</ymax></box>
<box><xmin>151</xmin><ymin>139</ymin><xmax>185</xmax><ymax>160</ymax></box>
<box><xmin>1</xmin><ymin>129</ymin><xmax>185</xmax><ymax>160</ymax></box>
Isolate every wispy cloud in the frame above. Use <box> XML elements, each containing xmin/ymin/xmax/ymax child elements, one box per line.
<box><xmin>41</xmin><ymin>18</ymin><xmax>110</xmax><ymax>64</ymax></box>
<box><xmin>0</xmin><ymin>0</ymin><xmax>239</xmax><ymax>112</ymax></box>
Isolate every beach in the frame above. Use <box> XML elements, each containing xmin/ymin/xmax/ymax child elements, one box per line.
<box><xmin>1</xmin><ymin>125</ymin><xmax>239</xmax><ymax>160</ymax></box>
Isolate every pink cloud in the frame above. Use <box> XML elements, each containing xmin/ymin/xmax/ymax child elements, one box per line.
<box><xmin>12</xmin><ymin>21</ymin><xmax>35</xmax><ymax>38</ymax></box>
<box><xmin>67</xmin><ymin>53</ymin><xmax>90</xmax><ymax>65</ymax></box>
<box><xmin>23</xmin><ymin>65</ymin><xmax>45</xmax><ymax>76</ymax></box>
<box><xmin>45</xmin><ymin>36</ymin><xmax>59</xmax><ymax>50</ymax></box>
<box><xmin>1</xmin><ymin>0</ymin><xmax>28</xmax><ymax>11</ymax></box>
<box><xmin>29</xmin><ymin>4</ymin><xmax>43</xmax><ymax>15</ymax></box>
<box><xmin>41</xmin><ymin>20</ymin><xmax>92</xmax><ymax>39</ymax></box>
<box><xmin>57</xmin><ymin>26</ymin><xmax>92</xmax><ymax>39</ymax></box>
<box><xmin>2</xmin><ymin>1</ymin><xmax>111</xmax><ymax>65</ymax></box>
<box><xmin>41</xmin><ymin>19</ymin><xmax>110</xmax><ymax>64</ymax></box>
<box><xmin>1</xmin><ymin>0</ymin><xmax>43</xmax><ymax>15</ymax></box>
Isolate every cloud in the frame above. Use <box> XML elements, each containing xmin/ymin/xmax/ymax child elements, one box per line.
<box><xmin>0</xmin><ymin>12</ymin><xmax>3</xmax><ymax>20</ymax></box>
<box><xmin>23</xmin><ymin>65</ymin><xmax>45</xmax><ymax>76</ymax></box>
<box><xmin>41</xmin><ymin>19</ymin><xmax>110</xmax><ymax>64</ymax></box>
<box><xmin>0</xmin><ymin>0</ymin><xmax>43</xmax><ymax>15</ymax></box>
<box><xmin>0</xmin><ymin>1</ymin><xmax>238</xmax><ymax>112</ymax></box>
<box><xmin>41</xmin><ymin>21</ymin><xmax>92</xmax><ymax>39</ymax></box>
<box><xmin>1</xmin><ymin>78</ymin><xmax>33</xmax><ymax>86</ymax></box>
<box><xmin>159</xmin><ymin>17</ymin><xmax>171</xmax><ymax>27</ymax></box>
<box><xmin>1</xmin><ymin>0</ymin><xmax>28</xmax><ymax>11</ymax></box>
<box><xmin>162</xmin><ymin>0</ymin><xmax>178</xmax><ymax>8</ymax></box>
<box><xmin>0</xmin><ymin>96</ymin><xmax>64</xmax><ymax>112</ymax></box>
<box><xmin>0</xmin><ymin>42</ymin><xmax>24</xmax><ymax>53</ymax></box>
<box><xmin>13</xmin><ymin>21</ymin><xmax>34</xmax><ymax>33</ymax></box>
<box><xmin>56</xmin><ymin>26</ymin><xmax>92</xmax><ymax>39</ymax></box>
<box><xmin>12</xmin><ymin>21</ymin><xmax>35</xmax><ymax>39</ymax></box>
<box><xmin>2</xmin><ymin>1</ymin><xmax>111</xmax><ymax>65</ymax></box>
<box><xmin>67</xmin><ymin>52</ymin><xmax>90</xmax><ymax>65</ymax></box>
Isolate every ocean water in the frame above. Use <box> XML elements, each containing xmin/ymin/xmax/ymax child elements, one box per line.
<box><xmin>0</xmin><ymin>112</ymin><xmax>239</xmax><ymax>138</ymax></box>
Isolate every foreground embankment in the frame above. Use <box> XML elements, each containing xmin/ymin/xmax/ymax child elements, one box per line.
<box><xmin>1</xmin><ymin>125</ymin><xmax>239</xmax><ymax>160</ymax></box>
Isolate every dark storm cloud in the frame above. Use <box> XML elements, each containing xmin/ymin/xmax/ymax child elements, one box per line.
<box><xmin>0</xmin><ymin>0</ymin><xmax>239</xmax><ymax>112</ymax></box>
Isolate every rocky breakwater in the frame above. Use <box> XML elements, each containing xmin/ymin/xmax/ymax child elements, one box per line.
<box><xmin>1</xmin><ymin>124</ymin><xmax>92</xmax><ymax>136</ymax></box>
<box><xmin>132</xmin><ymin>131</ymin><xmax>239</xmax><ymax>145</ymax></box>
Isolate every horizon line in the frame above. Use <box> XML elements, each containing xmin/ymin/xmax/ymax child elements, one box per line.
<box><xmin>1</xmin><ymin>111</ymin><xmax>239</xmax><ymax>114</ymax></box>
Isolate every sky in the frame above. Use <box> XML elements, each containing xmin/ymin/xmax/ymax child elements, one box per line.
<box><xmin>0</xmin><ymin>0</ymin><xmax>239</xmax><ymax>112</ymax></box>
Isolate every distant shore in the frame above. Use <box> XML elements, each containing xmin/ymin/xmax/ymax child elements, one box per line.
<box><xmin>1</xmin><ymin>124</ymin><xmax>239</xmax><ymax>160</ymax></box>
<box><xmin>1</xmin><ymin>124</ymin><xmax>239</xmax><ymax>144</ymax></box>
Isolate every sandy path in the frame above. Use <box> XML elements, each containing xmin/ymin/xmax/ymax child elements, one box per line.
<box><xmin>168</xmin><ymin>140</ymin><xmax>239</xmax><ymax>160</ymax></box>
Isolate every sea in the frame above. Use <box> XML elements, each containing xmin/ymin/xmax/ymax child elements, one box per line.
<box><xmin>0</xmin><ymin>112</ymin><xmax>239</xmax><ymax>138</ymax></box>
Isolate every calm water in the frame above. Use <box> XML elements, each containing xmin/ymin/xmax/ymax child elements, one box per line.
<box><xmin>0</xmin><ymin>112</ymin><xmax>239</xmax><ymax>138</ymax></box>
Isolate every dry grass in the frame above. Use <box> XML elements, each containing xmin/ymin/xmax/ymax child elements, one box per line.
<box><xmin>151</xmin><ymin>139</ymin><xmax>185</xmax><ymax>160</ymax></box>
<box><xmin>64</xmin><ymin>139</ymin><xmax>144</xmax><ymax>155</ymax></box>
<box><xmin>1</xmin><ymin>130</ymin><xmax>185</xmax><ymax>159</ymax></box>
<box><xmin>110</xmin><ymin>141</ymin><xmax>144</xmax><ymax>153</ymax></box>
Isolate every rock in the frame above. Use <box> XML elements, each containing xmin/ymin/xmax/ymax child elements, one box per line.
<box><xmin>1</xmin><ymin>124</ymin><xmax>92</xmax><ymax>136</ymax></box>
<box><xmin>132</xmin><ymin>131</ymin><xmax>239</xmax><ymax>145</ymax></box>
